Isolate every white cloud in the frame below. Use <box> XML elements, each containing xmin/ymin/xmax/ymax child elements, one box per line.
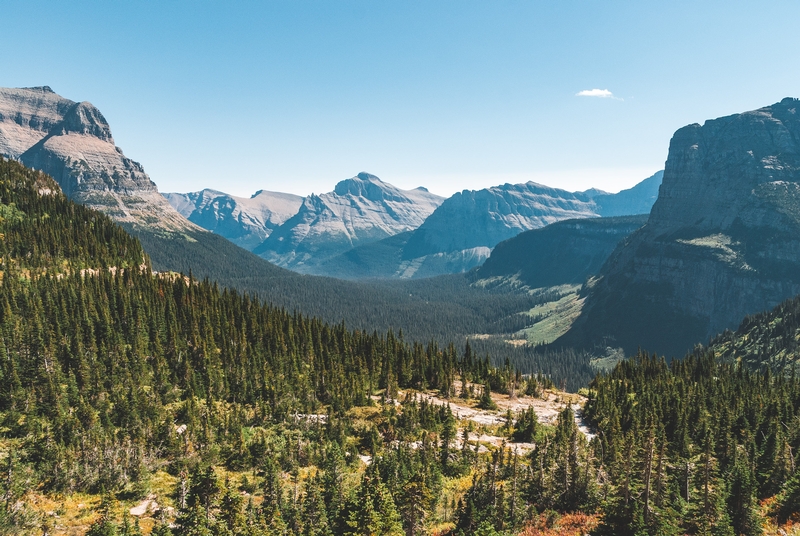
<box><xmin>576</xmin><ymin>88</ymin><xmax>620</xmax><ymax>99</ymax></box>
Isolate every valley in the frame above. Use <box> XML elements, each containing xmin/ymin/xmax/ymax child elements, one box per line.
<box><xmin>3</xmin><ymin>86</ymin><xmax>800</xmax><ymax>536</ymax></box>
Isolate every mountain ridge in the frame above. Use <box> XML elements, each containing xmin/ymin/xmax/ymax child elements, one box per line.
<box><xmin>559</xmin><ymin>97</ymin><xmax>800</xmax><ymax>357</ymax></box>
<box><xmin>0</xmin><ymin>86</ymin><xmax>197</xmax><ymax>233</ymax></box>
<box><xmin>164</xmin><ymin>188</ymin><xmax>303</xmax><ymax>250</ymax></box>
<box><xmin>315</xmin><ymin>173</ymin><xmax>662</xmax><ymax>279</ymax></box>
<box><xmin>250</xmin><ymin>172</ymin><xmax>444</xmax><ymax>271</ymax></box>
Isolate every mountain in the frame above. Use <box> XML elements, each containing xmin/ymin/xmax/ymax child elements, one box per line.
<box><xmin>560</xmin><ymin>98</ymin><xmax>800</xmax><ymax>357</ymax></box>
<box><xmin>402</xmin><ymin>182</ymin><xmax>601</xmax><ymax>264</ymax></box>
<box><xmin>0</xmin><ymin>87</ymin><xmax>578</xmax><ymax>349</ymax></box>
<box><xmin>0</xmin><ymin>87</ymin><xmax>306</xmax><ymax>310</ymax></box>
<box><xmin>0</xmin><ymin>86</ymin><xmax>195</xmax><ymax>232</ymax></box>
<box><xmin>592</xmin><ymin>170</ymin><xmax>663</xmax><ymax>217</ymax></box>
<box><xmin>476</xmin><ymin>214</ymin><xmax>648</xmax><ymax>289</ymax></box>
<box><xmin>318</xmin><ymin>174</ymin><xmax>662</xmax><ymax>279</ymax></box>
<box><xmin>252</xmin><ymin>172</ymin><xmax>443</xmax><ymax>272</ymax></box>
<box><xmin>164</xmin><ymin>188</ymin><xmax>303</xmax><ymax>249</ymax></box>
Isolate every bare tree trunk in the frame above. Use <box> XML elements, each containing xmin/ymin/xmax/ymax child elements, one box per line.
<box><xmin>642</xmin><ymin>431</ymin><xmax>654</xmax><ymax>525</ymax></box>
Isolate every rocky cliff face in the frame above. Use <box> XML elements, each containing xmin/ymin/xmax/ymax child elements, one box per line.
<box><xmin>0</xmin><ymin>86</ymin><xmax>197</xmax><ymax>232</ymax></box>
<box><xmin>252</xmin><ymin>173</ymin><xmax>444</xmax><ymax>272</ymax></box>
<box><xmin>562</xmin><ymin>98</ymin><xmax>800</xmax><ymax>357</ymax></box>
<box><xmin>165</xmin><ymin>189</ymin><xmax>303</xmax><ymax>250</ymax></box>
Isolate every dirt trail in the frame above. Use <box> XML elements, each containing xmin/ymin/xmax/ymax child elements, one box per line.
<box><xmin>399</xmin><ymin>381</ymin><xmax>595</xmax><ymax>451</ymax></box>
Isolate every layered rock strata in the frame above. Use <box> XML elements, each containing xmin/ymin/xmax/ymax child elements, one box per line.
<box><xmin>561</xmin><ymin>98</ymin><xmax>800</xmax><ymax>356</ymax></box>
<box><xmin>0</xmin><ymin>86</ymin><xmax>198</xmax><ymax>232</ymax></box>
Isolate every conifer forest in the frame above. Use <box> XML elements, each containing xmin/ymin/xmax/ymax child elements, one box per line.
<box><xmin>3</xmin><ymin>156</ymin><xmax>800</xmax><ymax>536</ymax></box>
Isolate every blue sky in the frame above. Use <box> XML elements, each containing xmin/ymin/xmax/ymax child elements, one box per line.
<box><xmin>3</xmin><ymin>1</ymin><xmax>800</xmax><ymax>197</ymax></box>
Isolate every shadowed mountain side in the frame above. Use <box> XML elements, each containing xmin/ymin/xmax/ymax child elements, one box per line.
<box><xmin>130</xmin><ymin>226</ymin><xmax>549</xmax><ymax>343</ymax></box>
<box><xmin>476</xmin><ymin>215</ymin><xmax>648</xmax><ymax>289</ymax></box>
<box><xmin>557</xmin><ymin>98</ymin><xmax>800</xmax><ymax>358</ymax></box>
<box><xmin>312</xmin><ymin>231</ymin><xmax>413</xmax><ymax>280</ymax></box>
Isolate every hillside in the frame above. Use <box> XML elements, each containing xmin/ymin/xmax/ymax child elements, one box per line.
<box><xmin>476</xmin><ymin>215</ymin><xmax>648</xmax><ymax>289</ymax></box>
<box><xmin>6</xmin><ymin>156</ymin><xmax>800</xmax><ymax>535</ymax></box>
<box><xmin>0</xmin><ymin>156</ymin><xmax>584</xmax><ymax>536</ymax></box>
<box><xmin>560</xmin><ymin>98</ymin><xmax>800</xmax><ymax>357</ymax></box>
<box><xmin>708</xmin><ymin>293</ymin><xmax>800</xmax><ymax>371</ymax></box>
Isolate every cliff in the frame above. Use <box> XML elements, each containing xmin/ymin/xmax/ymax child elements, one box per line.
<box><xmin>0</xmin><ymin>86</ymin><xmax>197</xmax><ymax>232</ymax></box>
<box><xmin>561</xmin><ymin>98</ymin><xmax>800</xmax><ymax>356</ymax></box>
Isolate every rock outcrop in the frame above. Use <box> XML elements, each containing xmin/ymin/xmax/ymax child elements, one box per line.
<box><xmin>561</xmin><ymin>98</ymin><xmax>800</xmax><ymax>357</ymax></box>
<box><xmin>0</xmin><ymin>86</ymin><xmax>197</xmax><ymax>232</ymax></box>
<box><xmin>165</xmin><ymin>189</ymin><xmax>303</xmax><ymax>250</ymax></box>
<box><xmin>252</xmin><ymin>173</ymin><xmax>444</xmax><ymax>272</ymax></box>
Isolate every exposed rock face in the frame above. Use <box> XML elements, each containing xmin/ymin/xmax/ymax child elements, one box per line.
<box><xmin>252</xmin><ymin>173</ymin><xmax>444</xmax><ymax>272</ymax></box>
<box><xmin>313</xmin><ymin>174</ymin><xmax>662</xmax><ymax>279</ymax></box>
<box><xmin>165</xmin><ymin>189</ymin><xmax>303</xmax><ymax>250</ymax></box>
<box><xmin>562</xmin><ymin>98</ymin><xmax>800</xmax><ymax>357</ymax></box>
<box><xmin>0</xmin><ymin>86</ymin><xmax>197</xmax><ymax>232</ymax></box>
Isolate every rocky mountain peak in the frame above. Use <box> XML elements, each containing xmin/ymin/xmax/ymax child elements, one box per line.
<box><xmin>59</xmin><ymin>101</ymin><xmax>113</xmax><ymax>142</ymax></box>
<box><xmin>333</xmin><ymin>172</ymin><xmax>397</xmax><ymax>201</ymax></box>
<box><xmin>649</xmin><ymin>97</ymin><xmax>800</xmax><ymax>233</ymax></box>
<box><xmin>0</xmin><ymin>86</ymin><xmax>198</xmax><ymax>233</ymax></box>
<box><xmin>253</xmin><ymin>174</ymin><xmax>444</xmax><ymax>272</ymax></box>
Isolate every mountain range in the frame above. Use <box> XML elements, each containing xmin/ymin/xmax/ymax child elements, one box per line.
<box><xmin>164</xmin><ymin>188</ymin><xmax>303</xmax><ymax>250</ymax></box>
<box><xmin>9</xmin><ymin>84</ymin><xmax>800</xmax><ymax>369</ymax></box>
<box><xmin>250</xmin><ymin>173</ymin><xmax>444</xmax><ymax>272</ymax></box>
<box><xmin>168</xmin><ymin>171</ymin><xmax>662</xmax><ymax>279</ymax></box>
<box><xmin>0</xmin><ymin>86</ymin><xmax>583</xmax><ymax>346</ymax></box>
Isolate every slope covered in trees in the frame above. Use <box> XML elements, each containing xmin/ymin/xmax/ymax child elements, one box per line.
<box><xmin>585</xmin><ymin>350</ymin><xmax>800</xmax><ymax>535</ymax></box>
<box><xmin>7</xmin><ymin>156</ymin><xmax>800</xmax><ymax>535</ymax></box>
<box><xmin>708</xmin><ymin>293</ymin><xmax>800</xmax><ymax>372</ymax></box>
<box><xmin>0</xmin><ymin>157</ymin><xmax>538</xmax><ymax>534</ymax></box>
<box><xmin>132</xmin><ymin>225</ymin><xmax>559</xmax><ymax>347</ymax></box>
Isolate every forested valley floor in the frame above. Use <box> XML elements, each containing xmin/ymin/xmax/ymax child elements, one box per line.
<box><xmin>3</xmin><ymin>157</ymin><xmax>800</xmax><ymax>535</ymax></box>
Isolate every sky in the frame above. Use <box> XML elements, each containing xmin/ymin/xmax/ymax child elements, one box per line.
<box><xmin>3</xmin><ymin>1</ymin><xmax>800</xmax><ymax>198</ymax></box>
